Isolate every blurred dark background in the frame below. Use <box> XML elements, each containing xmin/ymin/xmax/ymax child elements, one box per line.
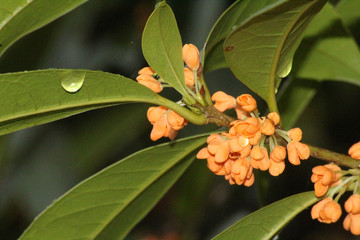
<box><xmin>0</xmin><ymin>0</ymin><xmax>359</xmax><ymax>239</ymax></box>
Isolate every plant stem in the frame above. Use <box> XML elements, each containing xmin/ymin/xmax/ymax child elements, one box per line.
<box><xmin>199</xmin><ymin>75</ymin><xmax>212</xmax><ymax>106</ymax></box>
<box><xmin>308</xmin><ymin>145</ymin><xmax>360</xmax><ymax>169</ymax></box>
<box><xmin>197</xmin><ymin>104</ymin><xmax>236</xmax><ymax>127</ymax></box>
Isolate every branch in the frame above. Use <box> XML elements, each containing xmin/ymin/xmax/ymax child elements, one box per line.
<box><xmin>308</xmin><ymin>145</ymin><xmax>360</xmax><ymax>169</ymax></box>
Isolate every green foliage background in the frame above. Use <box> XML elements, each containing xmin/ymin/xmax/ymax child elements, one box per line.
<box><xmin>0</xmin><ymin>0</ymin><xmax>359</xmax><ymax>239</ymax></box>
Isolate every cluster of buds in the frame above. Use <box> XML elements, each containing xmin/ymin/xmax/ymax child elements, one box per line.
<box><xmin>197</xmin><ymin>92</ymin><xmax>310</xmax><ymax>186</ymax></box>
<box><xmin>136</xmin><ymin>44</ymin><xmax>201</xmax><ymax>141</ymax></box>
<box><xmin>310</xmin><ymin>142</ymin><xmax>360</xmax><ymax>235</ymax></box>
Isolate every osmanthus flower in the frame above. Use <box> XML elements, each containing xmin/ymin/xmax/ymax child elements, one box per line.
<box><xmin>147</xmin><ymin>106</ymin><xmax>187</xmax><ymax>141</ymax></box>
<box><xmin>344</xmin><ymin>213</ymin><xmax>360</xmax><ymax>235</ymax></box>
<box><xmin>236</xmin><ymin>94</ymin><xmax>257</xmax><ymax>112</ymax></box>
<box><xmin>311</xmin><ymin>163</ymin><xmax>341</xmax><ymax>197</ymax></box>
<box><xmin>229</xmin><ymin>117</ymin><xmax>262</xmax><ymax>145</ymax></box>
<box><xmin>229</xmin><ymin>158</ymin><xmax>255</xmax><ymax>186</ymax></box>
<box><xmin>349</xmin><ymin>141</ymin><xmax>360</xmax><ymax>160</ymax></box>
<box><xmin>287</xmin><ymin>141</ymin><xmax>310</xmax><ymax>165</ymax></box>
<box><xmin>182</xmin><ymin>44</ymin><xmax>200</xmax><ymax>70</ymax></box>
<box><xmin>288</xmin><ymin>128</ymin><xmax>302</xmax><ymax>142</ymax></box>
<box><xmin>183</xmin><ymin>67</ymin><xmax>195</xmax><ymax>88</ymax></box>
<box><xmin>260</xmin><ymin>118</ymin><xmax>275</xmax><ymax>136</ymax></box>
<box><xmin>311</xmin><ymin>197</ymin><xmax>342</xmax><ymax>224</ymax></box>
<box><xmin>249</xmin><ymin>146</ymin><xmax>270</xmax><ymax>171</ymax></box>
<box><xmin>269</xmin><ymin>146</ymin><xmax>286</xmax><ymax>176</ymax></box>
<box><xmin>267</xmin><ymin>112</ymin><xmax>280</xmax><ymax>125</ymax></box>
<box><xmin>345</xmin><ymin>195</ymin><xmax>360</xmax><ymax>214</ymax></box>
<box><xmin>344</xmin><ymin>195</ymin><xmax>360</xmax><ymax>235</ymax></box>
<box><xmin>136</xmin><ymin>67</ymin><xmax>163</xmax><ymax>93</ymax></box>
<box><xmin>211</xmin><ymin>91</ymin><xmax>236</xmax><ymax>112</ymax></box>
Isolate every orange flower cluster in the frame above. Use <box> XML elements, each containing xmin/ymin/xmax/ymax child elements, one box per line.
<box><xmin>147</xmin><ymin>106</ymin><xmax>187</xmax><ymax>141</ymax></box>
<box><xmin>137</xmin><ymin>44</ymin><xmax>201</xmax><ymax>141</ymax></box>
<box><xmin>197</xmin><ymin>92</ymin><xmax>310</xmax><ymax>185</ymax></box>
<box><xmin>310</xmin><ymin>143</ymin><xmax>360</xmax><ymax>235</ymax></box>
<box><xmin>311</xmin><ymin>195</ymin><xmax>360</xmax><ymax>235</ymax></box>
<box><xmin>311</xmin><ymin>164</ymin><xmax>341</xmax><ymax>197</ymax></box>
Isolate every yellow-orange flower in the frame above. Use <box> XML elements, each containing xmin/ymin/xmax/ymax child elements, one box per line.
<box><xmin>269</xmin><ymin>146</ymin><xmax>286</xmax><ymax>176</ymax></box>
<box><xmin>147</xmin><ymin>107</ymin><xmax>186</xmax><ymax>141</ymax></box>
<box><xmin>147</xmin><ymin>106</ymin><xmax>167</xmax><ymax>124</ymax></box>
<box><xmin>230</xmin><ymin>118</ymin><xmax>260</xmax><ymax>137</ymax></box>
<box><xmin>182</xmin><ymin>44</ymin><xmax>200</xmax><ymax>70</ymax></box>
<box><xmin>236</xmin><ymin>94</ymin><xmax>257</xmax><ymax>112</ymax></box>
<box><xmin>136</xmin><ymin>74</ymin><xmax>163</xmax><ymax>93</ymax></box>
<box><xmin>269</xmin><ymin>160</ymin><xmax>285</xmax><ymax>176</ymax></box>
<box><xmin>250</xmin><ymin>146</ymin><xmax>270</xmax><ymax>171</ymax></box>
<box><xmin>349</xmin><ymin>141</ymin><xmax>360</xmax><ymax>160</ymax></box>
<box><xmin>345</xmin><ymin>195</ymin><xmax>360</xmax><ymax>214</ymax></box>
<box><xmin>287</xmin><ymin>141</ymin><xmax>310</xmax><ymax>165</ymax></box>
<box><xmin>288</xmin><ymin>128</ymin><xmax>303</xmax><ymax>142</ymax></box>
<box><xmin>344</xmin><ymin>213</ymin><xmax>360</xmax><ymax>235</ymax></box>
<box><xmin>184</xmin><ymin>67</ymin><xmax>195</xmax><ymax>88</ymax></box>
<box><xmin>230</xmin><ymin>158</ymin><xmax>254</xmax><ymax>186</ymax></box>
<box><xmin>260</xmin><ymin>118</ymin><xmax>275</xmax><ymax>135</ymax></box>
<box><xmin>270</xmin><ymin>146</ymin><xmax>286</xmax><ymax>162</ymax></box>
<box><xmin>228</xmin><ymin>136</ymin><xmax>249</xmax><ymax>153</ymax></box>
<box><xmin>167</xmin><ymin>111</ymin><xmax>187</xmax><ymax>131</ymax></box>
<box><xmin>267</xmin><ymin>112</ymin><xmax>280</xmax><ymax>125</ymax></box>
<box><xmin>311</xmin><ymin>164</ymin><xmax>341</xmax><ymax>197</ymax></box>
<box><xmin>211</xmin><ymin>91</ymin><xmax>236</xmax><ymax>112</ymax></box>
<box><xmin>137</xmin><ymin>67</ymin><xmax>163</xmax><ymax>93</ymax></box>
<box><xmin>311</xmin><ymin>198</ymin><xmax>342</xmax><ymax>224</ymax></box>
<box><xmin>138</xmin><ymin>66</ymin><xmax>155</xmax><ymax>75</ymax></box>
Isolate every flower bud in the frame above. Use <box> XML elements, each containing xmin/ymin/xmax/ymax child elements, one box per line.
<box><xmin>344</xmin><ymin>213</ymin><xmax>360</xmax><ymax>235</ymax></box>
<box><xmin>183</xmin><ymin>67</ymin><xmax>195</xmax><ymax>87</ymax></box>
<box><xmin>182</xmin><ymin>44</ymin><xmax>200</xmax><ymax>70</ymax></box>
<box><xmin>311</xmin><ymin>198</ymin><xmax>342</xmax><ymax>224</ymax></box>
<box><xmin>260</xmin><ymin>119</ymin><xmax>275</xmax><ymax>135</ymax></box>
<box><xmin>288</xmin><ymin>128</ymin><xmax>303</xmax><ymax>142</ymax></box>
<box><xmin>236</xmin><ymin>94</ymin><xmax>257</xmax><ymax>112</ymax></box>
<box><xmin>267</xmin><ymin>112</ymin><xmax>280</xmax><ymax>125</ymax></box>
<box><xmin>349</xmin><ymin>141</ymin><xmax>360</xmax><ymax>160</ymax></box>
<box><xmin>345</xmin><ymin>195</ymin><xmax>360</xmax><ymax>214</ymax></box>
<box><xmin>211</xmin><ymin>91</ymin><xmax>236</xmax><ymax>112</ymax></box>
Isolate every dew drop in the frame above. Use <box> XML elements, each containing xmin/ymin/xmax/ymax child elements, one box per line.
<box><xmin>60</xmin><ymin>71</ymin><xmax>85</xmax><ymax>93</ymax></box>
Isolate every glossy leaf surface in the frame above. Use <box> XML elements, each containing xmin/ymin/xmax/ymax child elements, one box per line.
<box><xmin>0</xmin><ymin>69</ymin><xmax>179</xmax><ymax>136</ymax></box>
<box><xmin>224</xmin><ymin>0</ymin><xmax>326</xmax><ymax>105</ymax></box>
<box><xmin>212</xmin><ymin>191</ymin><xmax>318</xmax><ymax>240</ymax></box>
<box><xmin>19</xmin><ymin>134</ymin><xmax>208</xmax><ymax>239</ymax></box>
<box><xmin>204</xmin><ymin>0</ymin><xmax>278</xmax><ymax>72</ymax></box>
<box><xmin>293</xmin><ymin>3</ymin><xmax>360</xmax><ymax>85</ymax></box>
<box><xmin>336</xmin><ymin>0</ymin><xmax>360</xmax><ymax>36</ymax></box>
<box><xmin>0</xmin><ymin>0</ymin><xmax>88</xmax><ymax>56</ymax></box>
<box><xmin>142</xmin><ymin>2</ymin><xmax>193</xmax><ymax>103</ymax></box>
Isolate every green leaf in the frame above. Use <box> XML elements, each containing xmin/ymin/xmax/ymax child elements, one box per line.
<box><xmin>204</xmin><ymin>0</ymin><xmax>279</xmax><ymax>73</ymax></box>
<box><xmin>212</xmin><ymin>191</ymin><xmax>318</xmax><ymax>240</ymax></box>
<box><xmin>0</xmin><ymin>69</ymin><xmax>192</xmax><ymax>136</ymax></box>
<box><xmin>336</xmin><ymin>0</ymin><xmax>360</xmax><ymax>36</ymax></box>
<box><xmin>293</xmin><ymin>3</ymin><xmax>360</xmax><ymax>85</ymax></box>
<box><xmin>278</xmin><ymin>78</ymin><xmax>319</xmax><ymax>129</ymax></box>
<box><xmin>224</xmin><ymin>0</ymin><xmax>326</xmax><ymax>108</ymax></box>
<box><xmin>19</xmin><ymin>134</ymin><xmax>208</xmax><ymax>240</ymax></box>
<box><xmin>142</xmin><ymin>2</ymin><xmax>194</xmax><ymax>104</ymax></box>
<box><xmin>0</xmin><ymin>0</ymin><xmax>88</xmax><ymax>57</ymax></box>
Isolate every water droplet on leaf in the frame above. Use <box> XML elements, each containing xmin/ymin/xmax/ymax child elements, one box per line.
<box><xmin>60</xmin><ymin>71</ymin><xmax>85</xmax><ymax>93</ymax></box>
